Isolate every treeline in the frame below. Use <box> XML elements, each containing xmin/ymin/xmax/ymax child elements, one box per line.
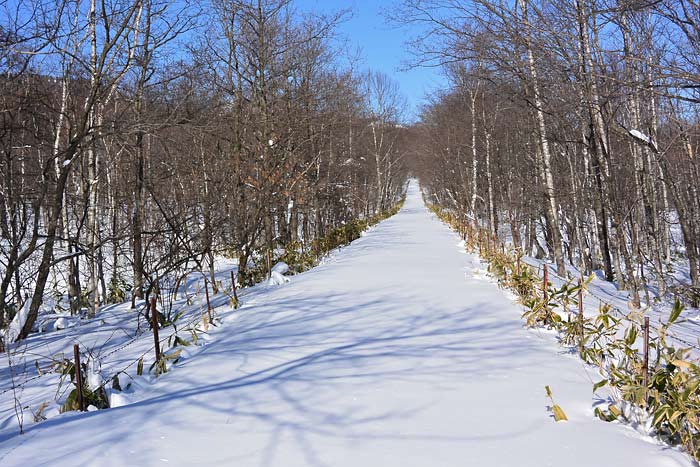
<box><xmin>401</xmin><ymin>0</ymin><xmax>700</xmax><ymax>305</ymax></box>
<box><xmin>0</xmin><ymin>0</ymin><xmax>408</xmax><ymax>345</ymax></box>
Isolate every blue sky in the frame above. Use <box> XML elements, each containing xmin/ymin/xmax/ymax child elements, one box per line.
<box><xmin>296</xmin><ymin>0</ymin><xmax>446</xmax><ymax>121</ymax></box>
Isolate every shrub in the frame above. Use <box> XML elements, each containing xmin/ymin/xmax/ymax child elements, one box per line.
<box><xmin>108</xmin><ymin>275</ymin><xmax>130</xmax><ymax>304</ymax></box>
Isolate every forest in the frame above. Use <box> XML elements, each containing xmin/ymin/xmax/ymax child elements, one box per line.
<box><xmin>0</xmin><ymin>0</ymin><xmax>408</xmax><ymax>348</ymax></box>
<box><xmin>404</xmin><ymin>0</ymin><xmax>700</xmax><ymax>310</ymax></box>
<box><xmin>2</xmin><ymin>0</ymin><xmax>700</xmax><ymax>358</ymax></box>
<box><xmin>2</xmin><ymin>1</ymin><xmax>700</xmax><ymax>464</ymax></box>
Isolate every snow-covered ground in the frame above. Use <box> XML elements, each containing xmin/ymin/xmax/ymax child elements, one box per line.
<box><xmin>0</xmin><ymin>180</ymin><xmax>694</xmax><ymax>466</ymax></box>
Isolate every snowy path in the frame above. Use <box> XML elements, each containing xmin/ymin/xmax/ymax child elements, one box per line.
<box><xmin>0</xmin><ymin>181</ymin><xmax>692</xmax><ymax>467</ymax></box>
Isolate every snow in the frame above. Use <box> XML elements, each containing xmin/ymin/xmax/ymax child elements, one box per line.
<box><xmin>4</xmin><ymin>300</ymin><xmax>29</xmax><ymax>343</ymax></box>
<box><xmin>86</xmin><ymin>363</ymin><xmax>102</xmax><ymax>391</ymax></box>
<box><xmin>286</xmin><ymin>199</ymin><xmax>294</xmax><ymax>224</ymax></box>
<box><xmin>263</xmin><ymin>262</ymin><xmax>290</xmax><ymax>286</ymax></box>
<box><xmin>0</xmin><ymin>180</ymin><xmax>693</xmax><ymax>466</ymax></box>
<box><xmin>266</xmin><ymin>270</ymin><xmax>290</xmax><ymax>286</ymax></box>
<box><xmin>271</xmin><ymin>261</ymin><xmax>289</xmax><ymax>275</ymax></box>
<box><xmin>630</xmin><ymin>129</ymin><xmax>650</xmax><ymax>143</ymax></box>
<box><xmin>629</xmin><ymin>129</ymin><xmax>658</xmax><ymax>152</ymax></box>
<box><xmin>53</xmin><ymin>316</ymin><xmax>78</xmax><ymax>331</ymax></box>
<box><xmin>108</xmin><ymin>391</ymin><xmax>132</xmax><ymax>409</ymax></box>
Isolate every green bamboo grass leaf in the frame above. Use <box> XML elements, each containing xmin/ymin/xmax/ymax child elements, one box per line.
<box><xmin>624</xmin><ymin>326</ymin><xmax>638</xmax><ymax>346</ymax></box>
<box><xmin>668</xmin><ymin>299</ymin><xmax>683</xmax><ymax>324</ymax></box>
<box><xmin>593</xmin><ymin>379</ymin><xmax>608</xmax><ymax>392</ymax></box>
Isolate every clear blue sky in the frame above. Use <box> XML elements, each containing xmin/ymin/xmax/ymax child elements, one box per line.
<box><xmin>296</xmin><ymin>0</ymin><xmax>446</xmax><ymax>122</ymax></box>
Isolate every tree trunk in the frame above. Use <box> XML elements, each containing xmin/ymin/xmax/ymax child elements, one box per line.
<box><xmin>519</xmin><ymin>0</ymin><xmax>566</xmax><ymax>276</ymax></box>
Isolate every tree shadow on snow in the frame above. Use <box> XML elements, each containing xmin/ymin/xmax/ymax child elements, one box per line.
<box><xmin>0</xmin><ymin>288</ymin><xmax>556</xmax><ymax>466</ymax></box>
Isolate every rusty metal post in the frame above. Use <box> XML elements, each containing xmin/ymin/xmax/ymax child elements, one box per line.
<box><xmin>204</xmin><ymin>279</ymin><xmax>213</xmax><ymax>322</ymax></box>
<box><xmin>151</xmin><ymin>297</ymin><xmax>161</xmax><ymax>363</ymax></box>
<box><xmin>73</xmin><ymin>344</ymin><xmax>85</xmax><ymax>412</ymax></box>
<box><xmin>643</xmin><ymin>316</ymin><xmax>650</xmax><ymax>393</ymax></box>
<box><xmin>543</xmin><ymin>264</ymin><xmax>550</xmax><ymax>325</ymax></box>
<box><xmin>578</xmin><ymin>278</ymin><xmax>585</xmax><ymax>355</ymax></box>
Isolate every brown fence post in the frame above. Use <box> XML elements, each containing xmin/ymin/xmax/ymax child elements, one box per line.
<box><xmin>543</xmin><ymin>264</ymin><xmax>550</xmax><ymax>324</ymax></box>
<box><xmin>578</xmin><ymin>278</ymin><xmax>584</xmax><ymax>355</ymax></box>
<box><xmin>643</xmin><ymin>316</ymin><xmax>650</xmax><ymax>401</ymax></box>
<box><xmin>230</xmin><ymin>270</ymin><xmax>239</xmax><ymax>307</ymax></box>
<box><xmin>204</xmin><ymin>278</ymin><xmax>213</xmax><ymax>322</ymax></box>
<box><xmin>73</xmin><ymin>343</ymin><xmax>85</xmax><ymax>412</ymax></box>
<box><xmin>516</xmin><ymin>253</ymin><xmax>521</xmax><ymax>276</ymax></box>
<box><xmin>151</xmin><ymin>297</ymin><xmax>161</xmax><ymax>363</ymax></box>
